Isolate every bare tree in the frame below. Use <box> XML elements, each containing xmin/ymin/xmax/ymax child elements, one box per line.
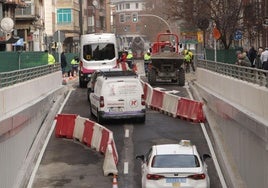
<box><xmin>140</xmin><ymin>0</ymin><xmax>175</xmax><ymax>41</ymax></box>
<box><xmin>163</xmin><ymin>0</ymin><xmax>244</xmax><ymax>49</ymax></box>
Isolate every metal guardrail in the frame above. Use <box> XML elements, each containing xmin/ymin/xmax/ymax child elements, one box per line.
<box><xmin>0</xmin><ymin>63</ymin><xmax>61</xmax><ymax>88</ymax></box>
<box><xmin>198</xmin><ymin>59</ymin><xmax>268</xmax><ymax>88</ymax></box>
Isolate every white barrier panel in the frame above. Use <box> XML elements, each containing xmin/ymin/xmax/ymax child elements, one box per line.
<box><xmin>103</xmin><ymin>144</ymin><xmax>118</xmax><ymax>176</ymax></box>
<box><xmin>73</xmin><ymin>116</ymin><xmax>87</xmax><ymax>142</ymax></box>
<box><xmin>162</xmin><ymin>92</ymin><xmax>180</xmax><ymax>117</ymax></box>
<box><xmin>145</xmin><ymin>83</ymin><xmax>153</xmax><ymax>106</ymax></box>
<box><xmin>91</xmin><ymin>123</ymin><xmax>104</xmax><ymax>151</ymax></box>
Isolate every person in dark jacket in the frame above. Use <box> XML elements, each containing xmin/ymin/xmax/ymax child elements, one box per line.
<box><xmin>248</xmin><ymin>46</ymin><xmax>257</xmax><ymax>67</ymax></box>
<box><xmin>60</xmin><ymin>52</ymin><xmax>67</xmax><ymax>77</ymax></box>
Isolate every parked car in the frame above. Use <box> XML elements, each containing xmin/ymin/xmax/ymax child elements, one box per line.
<box><xmin>88</xmin><ymin>70</ymin><xmax>146</xmax><ymax>123</ymax></box>
<box><xmin>136</xmin><ymin>140</ymin><xmax>211</xmax><ymax>188</ymax></box>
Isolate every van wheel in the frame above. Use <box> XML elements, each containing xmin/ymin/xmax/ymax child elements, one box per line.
<box><xmin>97</xmin><ymin>111</ymin><xmax>103</xmax><ymax>124</ymax></box>
<box><xmin>89</xmin><ymin>100</ymin><xmax>94</xmax><ymax>116</ymax></box>
<box><xmin>87</xmin><ymin>88</ymin><xmax>91</xmax><ymax>102</ymax></box>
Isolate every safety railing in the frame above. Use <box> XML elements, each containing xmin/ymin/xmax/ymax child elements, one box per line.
<box><xmin>197</xmin><ymin>59</ymin><xmax>268</xmax><ymax>88</ymax></box>
<box><xmin>0</xmin><ymin>63</ymin><xmax>61</xmax><ymax>88</ymax></box>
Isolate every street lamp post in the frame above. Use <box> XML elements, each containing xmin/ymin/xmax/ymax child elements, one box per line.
<box><xmin>138</xmin><ymin>14</ymin><xmax>172</xmax><ymax>33</ymax></box>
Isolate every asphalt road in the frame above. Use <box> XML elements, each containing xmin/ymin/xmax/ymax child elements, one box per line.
<box><xmin>31</xmin><ymin>61</ymin><xmax>224</xmax><ymax>188</ymax></box>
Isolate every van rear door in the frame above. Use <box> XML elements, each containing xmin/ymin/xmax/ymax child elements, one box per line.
<box><xmin>103</xmin><ymin>79</ymin><xmax>143</xmax><ymax>113</ymax></box>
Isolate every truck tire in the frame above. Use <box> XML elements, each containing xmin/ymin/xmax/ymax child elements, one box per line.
<box><xmin>148</xmin><ymin>69</ymin><xmax>156</xmax><ymax>86</ymax></box>
<box><xmin>177</xmin><ymin>68</ymin><xmax>185</xmax><ymax>86</ymax></box>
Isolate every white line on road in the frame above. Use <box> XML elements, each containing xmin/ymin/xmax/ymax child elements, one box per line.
<box><xmin>124</xmin><ymin>162</ymin><xmax>129</xmax><ymax>174</ymax></box>
<box><xmin>186</xmin><ymin>86</ymin><xmax>227</xmax><ymax>188</ymax></box>
<box><xmin>125</xmin><ymin>129</ymin><xmax>129</xmax><ymax>138</ymax></box>
<box><xmin>27</xmin><ymin>89</ymin><xmax>73</xmax><ymax>188</ymax></box>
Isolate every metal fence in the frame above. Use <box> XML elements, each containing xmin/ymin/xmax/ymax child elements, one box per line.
<box><xmin>198</xmin><ymin>59</ymin><xmax>268</xmax><ymax>87</ymax></box>
<box><xmin>0</xmin><ymin>63</ymin><xmax>61</xmax><ymax>88</ymax></box>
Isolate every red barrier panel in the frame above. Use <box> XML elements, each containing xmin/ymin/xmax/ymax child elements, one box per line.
<box><xmin>99</xmin><ymin>128</ymin><xmax>111</xmax><ymax>154</ymax></box>
<box><xmin>82</xmin><ymin>120</ymin><xmax>95</xmax><ymax>147</ymax></box>
<box><xmin>176</xmin><ymin>98</ymin><xmax>205</xmax><ymax>123</ymax></box>
<box><xmin>150</xmin><ymin>89</ymin><xmax>164</xmax><ymax>110</ymax></box>
<box><xmin>55</xmin><ymin>114</ymin><xmax>77</xmax><ymax>138</ymax></box>
<box><xmin>143</xmin><ymin>83</ymin><xmax>148</xmax><ymax>99</ymax></box>
<box><xmin>110</xmin><ymin>139</ymin><xmax>118</xmax><ymax>165</ymax></box>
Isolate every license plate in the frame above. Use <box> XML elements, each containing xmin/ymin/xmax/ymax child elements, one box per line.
<box><xmin>166</xmin><ymin>178</ymin><xmax>186</xmax><ymax>183</ymax></box>
<box><xmin>109</xmin><ymin>107</ymin><xmax>123</xmax><ymax>112</ymax></box>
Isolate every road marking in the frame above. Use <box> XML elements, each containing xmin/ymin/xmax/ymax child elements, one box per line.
<box><xmin>124</xmin><ymin>162</ymin><xmax>129</xmax><ymax>174</ymax></box>
<box><xmin>27</xmin><ymin>89</ymin><xmax>73</xmax><ymax>188</ymax></box>
<box><xmin>125</xmin><ymin>129</ymin><xmax>129</xmax><ymax>138</ymax></box>
<box><xmin>186</xmin><ymin>86</ymin><xmax>227</xmax><ymax>188</ymax></box>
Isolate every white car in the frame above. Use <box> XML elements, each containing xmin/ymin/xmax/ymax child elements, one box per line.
<box><xmin>136</xmin><ymin>140</ymin><xmax>211</xmax><ymax>188</ymax></box>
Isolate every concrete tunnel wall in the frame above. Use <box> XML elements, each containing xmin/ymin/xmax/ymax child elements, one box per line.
<box><xmin>194</xmin><ymin>68</ymin><xmax>268</xmax><ymax>188</ymax></box>
<box><xmin>0</xmin><ymin>71</ymin><xmax>67</xmax><ymax>188</ymax></box>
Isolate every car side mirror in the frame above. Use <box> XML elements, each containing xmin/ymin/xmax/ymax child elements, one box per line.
<box><xmin>202</xmin><ymin>154</ymin><xmax>211</xmax><ymax>161</ymax></box>
<box><xmin>136</xmin><ymin>155</ymin><xmax>145</xmax><ymax>162</ymax></box>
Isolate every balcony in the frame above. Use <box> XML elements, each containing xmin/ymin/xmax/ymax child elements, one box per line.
<box><xmin>15</xmin><ymin>2</ymin><xmax>36</xmax><ymax>21</ymax></box>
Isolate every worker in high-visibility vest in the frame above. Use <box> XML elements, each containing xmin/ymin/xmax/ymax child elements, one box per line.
<box><xmin>45</xmin><ymin>50</ymin><xmax>56</xmax><ymax>65</ymax></box>
<box><xmin>70</xmin><ymin>56</ymin><xmax>80</xmax><ymax>77</ymax></box>
<box><xmin>126</xmin><ymin>50</ymin><xmax>133</xmax><ymax>69</ymax></box>
<box><xmin>144</xmin><ymin>51</ymin><xmax>151</xmax><ymax>75</ymax></box>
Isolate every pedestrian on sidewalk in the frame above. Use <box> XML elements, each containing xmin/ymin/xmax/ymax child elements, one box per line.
<box><xmin>60</xmin><ymin>52</ymin><xmax>67</xmax><ymax>77</ymax></box>
<box><xmin>260</xmin><ymin>47</ymin><xmax>268</xmax><ymax>70</ymax></box>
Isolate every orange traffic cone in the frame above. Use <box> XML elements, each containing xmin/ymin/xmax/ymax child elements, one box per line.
<box><xmin>112</xmin><ymin>174</ymin><xmax>118</xmax><ymax>188</ymax></box>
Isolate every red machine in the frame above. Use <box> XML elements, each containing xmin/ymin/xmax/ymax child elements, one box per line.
<box><xmin>147</xmin><ymin>32</ymin><xmax>185</xmax><ymax>86</ymax></box>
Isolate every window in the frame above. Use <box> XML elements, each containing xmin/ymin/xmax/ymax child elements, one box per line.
<box><xmin>83</xmin><ymin>43</ymin><xmax>115</xmax><ymax>61</ymax></box>
<box><xmin>125</xmin><ymin>13</ymin><xmax>131</xmax><ymax>22</ymax></box>
<box><xmin>57</xmin><ymin>8</ymin><xmax>72</xmax><ymax>24</ymax></box>
<box><xmin>126</xmin><ymin>3</ymin><xmax>130</xmax><ymax>9</ymax></box>
<box><xmin>151</xmin><ymin>155</ymin><xmax>200</xmax><ymax>168</ymax></box>
<box><xmin>136</xmin><ymin>3</ymin><xmax>139</xmax><ymax>9</ymax></box>
<box><xmin>119</xmin><ymin>13</ymin><xmax>125</xmax><ymax>23</ymax></box>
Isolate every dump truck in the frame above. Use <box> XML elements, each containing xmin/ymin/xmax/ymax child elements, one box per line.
<box><xmin>147</xmin><ymin>32</ymin><xmax>185</xmax><ymax>86</ymax></box>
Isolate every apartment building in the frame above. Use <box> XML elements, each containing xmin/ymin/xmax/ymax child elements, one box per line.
<box><xmin>0</xmin><ymin>0</ymin><xmax>112</xmax><ymax>52</ymax></box>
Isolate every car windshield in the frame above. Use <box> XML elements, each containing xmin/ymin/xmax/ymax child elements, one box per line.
<box><xmin>151</xmin><ymin>154</ymin><xmax>200</xmax><ymax>168</ymax></box>
<box><xmin>83</xmin><ymin>43</ymin><xmax>115</xmax><ymax>61</ymax></box>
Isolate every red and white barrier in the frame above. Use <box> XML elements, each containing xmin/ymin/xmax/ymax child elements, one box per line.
<box><xmin>55</xmin><ymin>114</ymin><xmax>77</xmax><ymax>138</ymax></box>
<box><xmin>54</xmin><ymin>114</ymin><xmax>118</xmax><ymax>176</ymax></box>
<box><xmin>150</xmin><ymin>88</ymin><xmax>165</xmax><ymax>110</ymax></box>
<box><xmin>143</xmin><ymin>82</ymin><xmax>206</xmax><ymax>123</ymax></box>
<box><xmin>177</xmin><ymin>98</ymin><xmax>205</xmax><ymax>123</ymax></box>
<box><xmin>82</xmin><ymin>120</ymin><xmax>95</xmax><ymax>147</ymax></box>
<box><xmin>73</xmin><ymin>116</ymin><xmax>87</xmax><ymax>142</ymax></box>
<box><xmin>162</xmin><ymin>91</ymin><xmax>181</xmax><ymax>117</ymax></box>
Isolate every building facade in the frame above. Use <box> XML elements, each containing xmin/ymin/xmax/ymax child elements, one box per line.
<box><xmin>0</xmin><ymin>0</ymin><xmax>112</xmax><ymax>52</ymax></box>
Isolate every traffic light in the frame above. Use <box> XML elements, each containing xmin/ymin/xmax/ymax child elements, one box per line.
<box><xmin>132</xmin><ymin>13</ymin><xmax>138</xmax><ymax>23</ymax></box>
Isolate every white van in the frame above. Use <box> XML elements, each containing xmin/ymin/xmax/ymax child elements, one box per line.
<box><xmin>79</xmin><ymin>33</ymin><xmax>118</xmax><ymax>87</ymax></box>
<box><xmin>89</xmin><ymin>71</ymin><xmax>146</xmax><ymax>123</ymax></box>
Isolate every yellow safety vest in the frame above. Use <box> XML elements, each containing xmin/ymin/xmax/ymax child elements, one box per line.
<box><xmin>144</xmin><ymin>53</ymin><xmax>151</xmax><ymax>60</ymax></box>
<box><xmin>48</xmin><ymin>54</ymin><xmax>55</xmax><ymax>65</ymax></box>
<box><xmin>127</xmin><ymin>53</ymin><xmax>133</xmax><ymax>59</ymax></box>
